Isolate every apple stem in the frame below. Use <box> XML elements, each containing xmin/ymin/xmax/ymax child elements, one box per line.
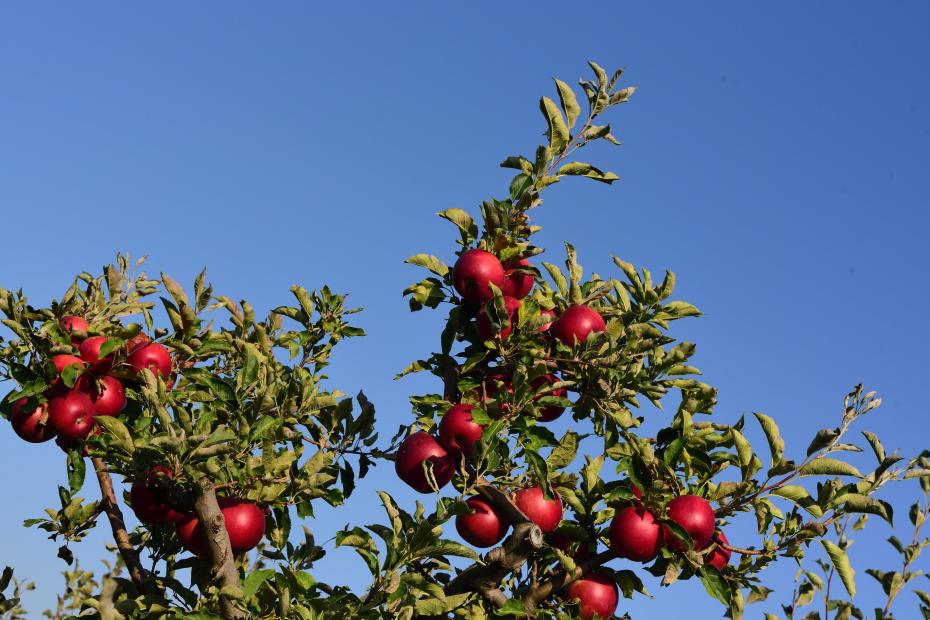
<box><xmin>90</xmin><ymin>457</ymin><xmax>157</xmax><ymax>594</ymax></box>
<box><xmin>193</xmin><ymin>480</ymin><xmax>245</xmax><ymax>620</ymax></box>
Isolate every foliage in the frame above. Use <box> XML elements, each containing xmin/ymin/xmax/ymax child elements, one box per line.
<box><xmin>0</xmin><ymin>62</ymin><xmax>926</xmax><ymax>620</ymax></box>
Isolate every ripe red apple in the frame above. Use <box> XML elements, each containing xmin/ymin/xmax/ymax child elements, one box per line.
<box><xmin>531</xmin><ymin>373</ymin><xmax>567</xmax><ymax>422</ymax></box>
<box><xmin>10</xmin><ymin>398</ymin><xmax>55</xmax><ymax>443</ymax></box>
<box><xmin>438</xmin><ymin>404</ymin><xmax>484</xmax><ymax>456</ymax></box>
<box><xmin>666</xmin><ymin>494</ymin><xmax>716</xmax><ymax>552</ymax></box>
<box><xmin>452</xmin><ymin>249</ymin><xmax>506</xmax><ymax>303</ymax></box>
<box><xmin>124</xmin><ymin>332</ymin><xmax>152</xmax><ymax>354</ymax></box>
<box><xmin>128</xmin><ymin>342</ymin><xmax>172</xmax><ymax>379</ymax></box>
<box><xmin>608</xmin><ymin>506</ymin><xmax>664</xmax><ymax>562</ymax></box>
<box><xmin>500</xmin><ymin>258</ymin><xmax>534</xmax><ymax>299</ymax></box>
<box><xmin>704</xmin><ymin>530</ymin><xmax>732</xmax><ymax>571</ymax></box>
<box><xmin>47</xmin><ymin>389</ymin><xmax>96</xmax><ymax>439</ymax></box>
<box><xmin>395</xmin><ymin>431</ymin><xmax>456</xmax><ymax>493</ymax></box>
<box><xmin>79</xmin><ymin>335</ymin><xmax>114</xmax><ymax>372</ymax></box>
<box><xmin>90</xmin><ymin>375</ymin><xmax>126</xmax><ymax>417</ymax></box>
<box><xmin>552</xmin><ymin>305</ymin><xmax>606</xmax><ymax>346</ymax></box>
<box><xmin>561</xmin><ymin>571</ymin><xmax>619</xmax><ymax>620</ymax></box>
<box><xmin>456</xmin><ymin>496</ymin><xmax>509</xmax><ymax>548</ymax></box>
<box><xmin>475</xmin><ymin>296</ymin><xmax>521</xmax><ymax>342</ymax></box>
<box><xmin>52</xmin><ymin>354</ymin><xmax>86</xmax><ymax>375</ymax></box>
<box><xmin>513</xmin><ymin>486</ymin><xmax>563</xmax><ymax>533</ymax></box>
<box><xmin>130</xmin><ymin>466</ymin><xmax>184</xmax><ymax>525</ymax></box>
<box><xmin>175</xmin><ymin>499</ymin><xmax>265</xmax><ymax>557</ymax></box>
<box><xmin>59</xmin><ymin>315</ymin><xmax>89</xmax><ymax>345</ymax></box>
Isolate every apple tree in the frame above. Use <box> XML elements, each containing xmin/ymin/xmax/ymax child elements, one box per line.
<box><xmin>1</xmin><ymin>62</ymin><xmax>927</xmax><ymax>620</ymax></box>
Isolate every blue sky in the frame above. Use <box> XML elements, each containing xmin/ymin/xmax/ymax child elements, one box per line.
<box><xmin>1</xmin><ymin>2</ymin><xmax>928</xmax><ymax>616</ymax></box>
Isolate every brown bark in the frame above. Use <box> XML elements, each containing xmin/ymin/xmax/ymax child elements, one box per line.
<box><xmin>91</xmin><ymin>457</ymin><xmax>153</xmax><ymax>592</ymax></box>
<box><xmin>193</xmin><ymin>479</ymin><xmax>244</xmax><ymax>620</ymax></box>
<box><xmin>445</xmin><ymin>522</ymin><xmax>545</xmax><ymax>608</ymax></box>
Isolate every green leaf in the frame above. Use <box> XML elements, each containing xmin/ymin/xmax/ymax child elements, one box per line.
<box><xmin>730</xmin><ymin>428</ymin><xmax>752</xmax><ymax>477</ymax></box>
<box><xmin>754</xmin><ymin>412</ymin><xmax>784</xmax><ymax>465</ymax></box>
<box><xmin>404</xmin><ymin>254</ymin><xmax>449</xmax><ymax>277</ymax></box>
<box><xmin>495</xmin><ymin>599</ymin><xmax>528</xmax><ymax>616</ymax></box>
<box><xmin>542</xmin><ymin>262</ymin><xmax>568</xmax><ymax>297</ymax></box>
<box><xmin>770</xmin><ymin>485</ymin><xmax>824</xmax><ymax>517</ymax></box>
<box><xmin>547</xmin><ymin>431</ymin><xmax>579</xmax><ymax>470</ymax></box>
<box><xmin>554</xmin><ymin>79</ymin><xmax>581</xmax><ymax>128</ymax></box>
<box><xmin>836</xmin><ymin>493</ymin><xmax>894</xmax><ymax>525</ymax></box>
<box><xmin>242</xmin><ymin>569</ymin><xmax>275</xmax><ymax>599</ymax></box>
<box><xmin>807</xmin><ymin>428</ymin><xmax>840</xmax><ymax>456</ymax></box>
<box><xmin>437</xmin><ymin>208</ymin><xmax>478</xmax><ymax>245</ymax></box>
<box><xmin>698</xmin><ymin>566</ymin><xmax>732</xmax><ymax>605</ymax></box>
<box><xmin>540</xmin><ymin>96</ymin><xmax>570</xmax><ymax>154</ymax></box>
<box><xmin>66</xmin><ymin>449</ymin><xmax>85</xmax><ymax>493</ymax></box>
<box><xmin>615</xmin><ymin>569</ymin><xmax>650</xmax><ymax>598</ymax></box>
<box><xmin>798</xmin><ymin>458</ymin><xmax>862</xmax><ymax>478</ymax></box>
<box><xmin>820</xmin><ymin>539</ymin><xmax>856</xmax><ymax>597</ymax></box>
<box><xmin>95</xmin><ymin>415</ymin><xmax>134</xmax><ymax>454</ymax></box>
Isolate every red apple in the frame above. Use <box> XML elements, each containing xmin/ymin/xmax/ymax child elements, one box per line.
<box><xmin>395</xmin><ymin>431</ymin><xmax>456</xmax><ymax>493</ymax></box>
<box><xmin>666</xmin><ymin>494</ymin><xmax>716</xmax><ymax>552</ymax></box>
<box><xmin>175</xmin><ymin>499</ymin><xmax>265</xmax><ymax>557</ymax></box>
<box><xmin>561</xmin><ymin>571</ymin><xmax>619</xmax><ymax>620</ymax></box>
<box><xmin>124</xmin><ymin>332</ymin><xmax>152</xmax><ymax>354</ymax></box>
<box><xmin>128</xmin><ymin>342</ymin><xmax>172</xmax><ymax>379</ymax></box>
<box><xmin>552</xmin><ymin>305</ymin><xmax>606</xmax><ymax>346</ymax></box>
<box><xmin>531</xmin><ymin>373</ymin><xmax>567</xmax><ymax>422</ymax></box>
<box><xmin>456</xmin><ymin>496</ymin><xmax>509</xmax><ymax>548</ymax></box>
<box><xmin>130</xmin><ymin>466</ymin><xmax>184</xmax><ymax>525</ymax></box>
<box><xmin>90</xmin><ymin>375</ymin><xmax>126</xmax><ymax>417</ymax></box>
<box><xmin>452</xmin><ymin>249</ymin><xmax>506</xmax><ymax>303</ymax></box>
<box><xmin>438</xmin><ymin>404</ymin><xmax>484</xmax><ymax>456</ymax></box>
<box><xmin>47</xmin><ymin>389</ymin><xmax>96</xmax><ymax>439</ymax></box>
<box><xmin>513</xmin><ymin>486</ymin><xmax>563</xmax><ymax>533</ymax></box>
<box><xmin>500</xmin><ymin>258</ymin><xmax>534</xmax><ymax>299</ymax></box>
<box><xmin>10</xmin><ymin>398</ymin><xmax>55</xmax><ymax>443</ymax></box>
<box><xmin>79</xmin><ymin>335</ymin><xmax>115</xmax><ymax>372</ymax></box>
<box><xmin>59</xmin><ymin>316</ymin><xmax>89</xmax><ymax>345</ymax></box>
<box><xmin>476</xmin><ymin>296</ymin><xmax>521</xmax><ymax>342</ymax></box>
<box><xmin>608</xmin><ymin>506</ymin><xmax>664</xmax><ymax>562</ymax></box>
<box><xmin>704</xmin><ymin>530</ymin><xmax>732</xmax><ymax>571</ymax></box>
<box><xmin>52</xmin><ymin>354</ymin><xmax>86</xmax><ymax>375</ymax></box>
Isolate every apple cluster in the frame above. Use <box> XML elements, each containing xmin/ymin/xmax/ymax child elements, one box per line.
<box><xmin>8</xmin><ymin>315</ymin><xmax>170</xmax><ymax>448</ymax></box>
<box><xmin>5</xmin><ymin>314</ymin><xmax>267</xmax><ymax>558</ymax></box>
<box><xmin>608</xmin><ymin>491</ymin><xmax>730</xmax><ymax>569</ymax></box>
<box><xmin>130</xmin><ymin>466</ymin><xmax>266</xmax><ymax>558</ymax></box>
<box><xmin>398</xmin><ymin>249</ymin><xmax>733</xmax><ymax>618</ymax></box>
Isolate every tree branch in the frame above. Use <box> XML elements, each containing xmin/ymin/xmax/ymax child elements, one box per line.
<box><xmin>444</xmin><ymin>522</ymin><xmax>544</xmax><ymax>607</ymax></box>
<box><xmin>521</xmin><ymin>549</ymin><xmax>617</xmax><ymax>613</ymax></box>
<box><xmin>193</xmin><ymin>479</ymin><xmax>244</xmax><ymax>620</ymax></box>
<box><xmin>91</xmin><ymin>457</ymin><xmax>154</xmax><ymax>593</ymax></box>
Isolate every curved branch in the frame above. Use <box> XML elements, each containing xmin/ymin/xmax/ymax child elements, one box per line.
<box><xmin>444</xmin><ymin>522</ymin><xmax>544</xmax><ymax>607</ymax></box>
<box><xmin>91</xmin><ymin>457</ymin><xmax>155</xmax><ymax>593</ymax></box>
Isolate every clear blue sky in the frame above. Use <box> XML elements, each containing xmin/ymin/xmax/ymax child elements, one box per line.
<box><xmin>1</xmin><ymin>2</ymin><xmax>928</xmax><ymax>617</ymax></box>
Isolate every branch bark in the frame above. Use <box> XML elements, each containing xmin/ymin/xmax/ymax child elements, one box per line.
<box><xmin>444</xmin><ymin>522</ymin><xmax>544</xmax><ymax>607</ymax></box>
<box><xmin>193</xmin><ymin>479</ymin><xmax>244</xmax><ymax>620</ymax></box>
<box><xmin>91</xmin><ymin>457</ymin><xmax>153</xmax><ymax>592</ymax></box>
